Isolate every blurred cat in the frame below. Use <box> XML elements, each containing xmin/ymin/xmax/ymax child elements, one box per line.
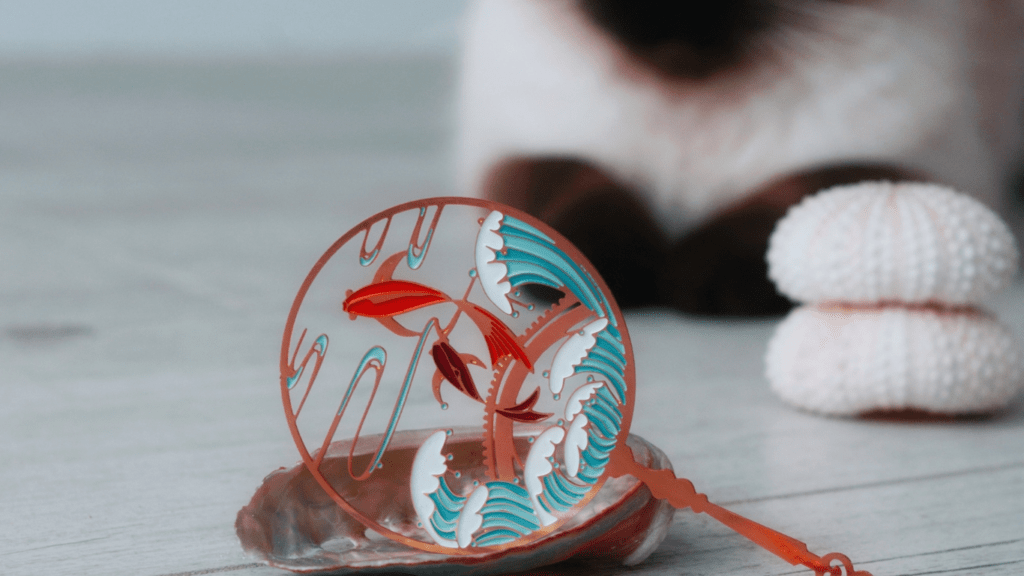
<box><xmin>458</xmin><ymin>0</ymin><xmax>1024</xmax><ymax>315</ymax></box>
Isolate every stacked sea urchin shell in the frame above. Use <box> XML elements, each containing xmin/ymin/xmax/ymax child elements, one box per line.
<box><xmin>765</xmin><ymin>182</ymin><xmax>1024</xmax><ymax>415</ymax></box>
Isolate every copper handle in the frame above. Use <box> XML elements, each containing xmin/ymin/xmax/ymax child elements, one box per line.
<box><xmin>607</xmin><ymin>448</ymin><xmax>872</xmax><ymax>576</ymax></box>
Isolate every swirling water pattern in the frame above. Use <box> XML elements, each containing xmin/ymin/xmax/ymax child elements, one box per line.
<box><xmin>428</xmin><ymin>476</ymin><xmax>466</xmax><ymax>541</ymax></box>
<box><xmin>495</xmin><ymin>214</ymin><xmax>615</xmax><ymax>327</ymax></box>
<box><xmin>473</xmin><ymin>482</ymin><xmax>541</xmax><ymax>546</ymax></box>
<box><xmin>413</xmin><ymin>210</ymin><xmax>628</xmax><ymax>548</ymax></box>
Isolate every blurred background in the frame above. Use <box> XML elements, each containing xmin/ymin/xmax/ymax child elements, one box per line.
<box><xmin>0</xmin><ymin>1</ymin><xmax>468</xmax><ymax>58</ymax></box>
<box><xmin>0</xmin><ymin>1</ymin><xmax>474</xmax><ymax>381</ymax></box>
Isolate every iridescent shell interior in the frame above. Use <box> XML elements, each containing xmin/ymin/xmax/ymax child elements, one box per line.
<box><xmin>236</xmin><ymin>427</ymin><xmax>674</xmax><ymax>574</ymax></box>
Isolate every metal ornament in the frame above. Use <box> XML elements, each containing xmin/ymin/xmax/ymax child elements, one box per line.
<box><xmin>239</xmin><ymin>197</ymin><xmax>871</xmax><ymax>576</ymax></box>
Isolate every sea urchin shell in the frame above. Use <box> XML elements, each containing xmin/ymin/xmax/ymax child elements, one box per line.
<box><xmin>767</xmin><ymin>182</ymin><xmax>1018</xmax><ymax>305</ymax></box>
<box><xmin>765</xmin><ymin>182</ymin><xmax>1023</xmax><ymax>416</ymax></box>
<box><xmin>766</xmin><ymin>305</ymin><xmax>1024</xmax><ymax>415</ymax></box>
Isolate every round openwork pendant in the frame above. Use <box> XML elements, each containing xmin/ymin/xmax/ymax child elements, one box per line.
<box><xmin>279</xmin><ymin>197</ymin><xmax>636</xmax><ymax>554</ymax></box>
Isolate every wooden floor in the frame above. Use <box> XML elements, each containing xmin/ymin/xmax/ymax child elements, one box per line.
<box><xmin>2</xmin><ymin>58</ymin><xmax>1022</xmax><ymax>576</ymax></box>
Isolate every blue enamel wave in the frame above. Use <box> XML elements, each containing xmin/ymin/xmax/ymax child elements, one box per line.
<box><xmin>461</xmin><ymin>212</ymin><xmax>629</xmax><ymax>547</ymax></box>
<box><xmin>473</xmin><ymin>481</ymin><xmax>541</xmax><ymax>547</ymax></box>
<box><xmin>429</xmin><ymin>476</ymin><xmax>466</xmax><ymax>541</ymax></box>
<box><xmin>495</xmin><ymin>215</ymin><xmax>615</xmax><ymax>328</ymax></box>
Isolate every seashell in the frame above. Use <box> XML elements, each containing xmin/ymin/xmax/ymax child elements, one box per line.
<box><xmin>767</xmin><ymin>182</ymin><xmax>1018</xmax><ymax>305</ymax></box>
<box><xmin>236</xmin><ymin>427</ymin><xmax>675</xmax><ymax>575</ymax></box>
<box><xmin>765</xmin><ymin>305</ymin><xmax>1024</xmax><ymax>415</ymax></box>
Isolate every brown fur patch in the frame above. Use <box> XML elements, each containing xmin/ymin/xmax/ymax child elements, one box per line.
<box><xmin>484</xmin><ymin>157</ymin><xmax>926</xmax><ymax>316</ymax></box>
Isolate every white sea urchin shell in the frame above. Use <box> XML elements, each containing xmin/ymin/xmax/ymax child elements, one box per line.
<box><xmin>766</xmin><ymin>305</ymin><xmax>1024</xmax><ymax>415</ymax></box>
<box><xmin>765</xmin><ymin>182</ymin><xmax>1024</xmax><ymax>415</ymax></box>
<box><xmin>767</xmin><ymin>182</ymin><xmax>1018</xmax><ymax>305</ymax></box>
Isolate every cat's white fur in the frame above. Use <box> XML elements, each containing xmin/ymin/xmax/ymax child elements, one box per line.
<box><xmin>458</xmin><ymin>0</ymin><xmax>1024</xmax><ymax>235</ymax></box>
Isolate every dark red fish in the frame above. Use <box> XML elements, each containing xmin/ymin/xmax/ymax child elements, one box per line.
<box><xmin>431</xmin><ymin>341</ymin><xmax>483</xmax><ymax>403</ymax></box>
<box><xmin>343</xmin><ymin>280</ymin><xmax>449</xmax><ymax>318</ymax></box>
<box><xmin>496</xmin><ymin>387</ymin><xmax>552</xmax><ymax>423</ymax></box>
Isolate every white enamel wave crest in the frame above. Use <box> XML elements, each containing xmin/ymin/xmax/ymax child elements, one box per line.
<box><xmin>549</xmin><ymin>318</ymin><xmax>609</xmax><ymax>394</ymax></box>
<box><xmin>523</xmin><ymin>426</ymin><xmax>565</xmax><ymax>526</ymax></box>
<box><xmin>561</xmin><ymin>379</ymin><xmax>604</xmax><ymax>480</ymax></box>
<box><xmin>410</xmin><ymin>430</ymin><xmax>459</xmax><ymax>547</ymax></box>
<box><xmin>564</xmin><ymin>380</ymin><xmax>603</xmax><ymax>420</ymax></box>
<box><xmin>457</xmin><ymin>485</ymin><xmax>489</xmax><ymax>548</ymax></box>
<box><xmin>475</xmin><ymin>210</ymin><xmax>513</xmax><ymax>314</ymax></box>
<box><xmin>564</xmin><ymin>415</ymin><xmax>589</xmax><ymax>478</ymax></box>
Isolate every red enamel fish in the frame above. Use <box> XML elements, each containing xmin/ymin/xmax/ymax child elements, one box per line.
<box><xmin>459</xmin><ymin>303</ymin><xmax>533</xmax><ymax>371</ymax></box>
<box><xmin>343</xmin><ymin>280</ymin><xmax>449</xmax><ymax>318</ymax></box>
<box><xmin>431</xmin><ymin>341</ymin><xmax>484</xmax><ymax>403</ymax></box>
